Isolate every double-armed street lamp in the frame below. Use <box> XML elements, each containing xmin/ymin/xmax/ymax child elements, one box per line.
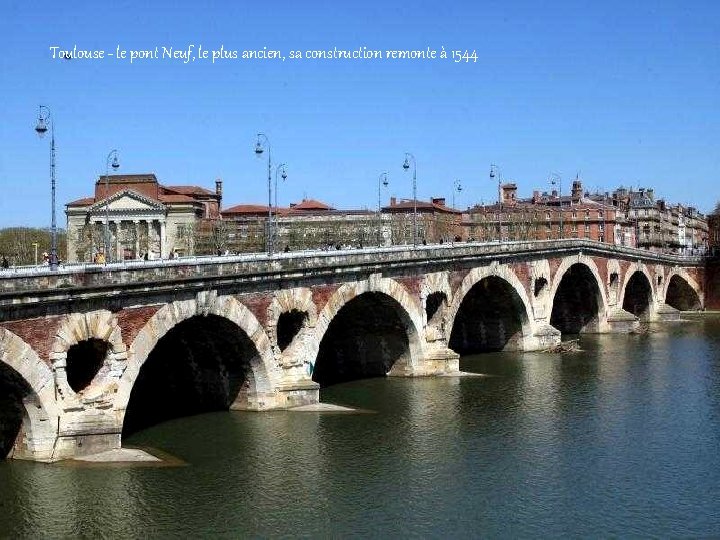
<box><xmin>33</xmin><ymin>105</ymin><xmax>58</xmax><ymax>270</ymax></box>
<box><xmin>549</xmin><ymin>173</ymin><xmax>562</xmax><ymax>239</ymax></box>
<box><xmin>104</xmin><ymin>150</ymin><xmax>120</xmax><ymax>262</ymax></box>
<box><xmin>275</xmin><ymin>163</ymin><xmax>287</xmax><ymax>250</ymax></box>
<box><xmin>377</xmin><ymin>172</ymin><xmax>389</xmax><ymax>246</ymax></box>
<box><xmin>402</xmin><ymin>153</ymin><xmax>418</xmax><ymax>247</ymax></box>
<box><xmin>254</xmin><ymin>133</ymin><xmax>273</xmax><ymax>255</ymax></box>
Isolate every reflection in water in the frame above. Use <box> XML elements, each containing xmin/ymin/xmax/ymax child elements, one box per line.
<box><xmin>1</xmin><ymin>317</ymin><xmax>720</xmax><ymax>536</ymax></box>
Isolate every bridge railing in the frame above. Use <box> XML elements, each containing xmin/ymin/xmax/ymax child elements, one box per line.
<box><xmin>0</xmin><ymin>239</ymin><xmax>705</xmax><ymax>295</ymax></box>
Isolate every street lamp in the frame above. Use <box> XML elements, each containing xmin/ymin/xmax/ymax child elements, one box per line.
<box><xmin>32</xmin><ymin>242</ymin><xmax>39</xmax><ymax>266</ymax></box>
<box><xmin>550</xmin><ymin>173</ymin><xmax>562</xmax><ymax>239</ymax></box>
<box><xmin>402</xmin><ymin>152</ymin><xmax>418</xmax><ymax>247</ymax></box>
<box><xmin>104</xmin><ymin>149</ymin><xmax>120</xmax><ymax>262</ymax></box>
<box><xmin>254</xmin><ymin>133</ymin><xmax>273</xmax><ymax>255</ymax></box>
<box><xmin>377</xmin><ymin>172</ymin><xmax>389</xmax><ymax>246</ymax></box>
<box><xmin>452</xmin><ymin>180</ymin><xmax>462</xmax><ymax>244</ymax></box>
<box><xmin>274</xmin><ymin>163</ymin><xmax>287</xmax><ymax>251</ymax></box>
<box><xmin>33</xmin><ymin>105</ymin><xmax>58</xmax><ymax>270</ymax></box>
<box><xmin>490</xmin><ymin>164</ymin><xmax>501</xmax><ymax>242</ymax></box>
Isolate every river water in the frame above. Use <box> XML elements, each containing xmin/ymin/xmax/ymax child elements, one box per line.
<box><xmin>2</xmin><ymin>316</ymin><xmax>720</xmax><ymax>538</ymax></box>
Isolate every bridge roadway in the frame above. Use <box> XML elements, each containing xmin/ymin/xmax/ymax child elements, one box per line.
<box><xmin>0</xmin><ymin>239</ymin><xmax>706</xmax><ymax>461</ymax></box>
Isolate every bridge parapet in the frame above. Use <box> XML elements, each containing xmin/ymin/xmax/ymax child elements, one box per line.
<box><xmin>0</xmin><ymin>239</ymin><xmax>704</xmax><ymax>303</ymax></box>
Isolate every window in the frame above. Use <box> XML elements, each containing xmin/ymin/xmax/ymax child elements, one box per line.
<box><xmin>572</xmin><ymin>210</ymin><xmax>577</xmax><ymax>219</ymax></box>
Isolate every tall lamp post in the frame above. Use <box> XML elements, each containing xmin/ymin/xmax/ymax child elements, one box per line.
<box><xmin>402</xmin><ymin>153</ymin><xmax>418</xmax><ymax>247</ymax></box>
<box><xmin>377</xmin><ymin>172</ymin><xmax>389</xmax><ymax>246</ymax></box>
<box><xmin>550</xmin><ymin>173</ymin><xmax>562</xmax><ymax>239</ymax></box>
<box><xmin>33</xmin><ymin>105</ymin><xmax>58</xmax><ymax>270</ymax></box>
<box><xmin>490</xmin><ymin>164</ymin><xmax>501</xmax><ymax>242</ymax></box>
<box><xmin>254</xmin><ymin>133</ymin><xmax>273</xmax><ymax>255</ymax></box>
<box><xmin>274</xmin><ymin>163</ymin><xmax>287</xmax><ymax>251</ymax></box>
<box><xmin>452</xmin><ymin>179</ymin><xmax>462</xmax><ymax>244</ymax></box>
<box><xmin>104</xmin><ymin>150</ymin><xmax>120</xmax><ymax>262</ymax></box>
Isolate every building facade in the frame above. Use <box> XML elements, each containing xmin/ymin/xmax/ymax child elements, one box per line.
<box><xmin>65</xmin><ymin>174</ymin><xmax>221</xmax><ymax>263</ymax></box>
<box><xmin>464</xmin><ymin>181</ymin><xmax>626</xmax><ymax>244</ymax></box>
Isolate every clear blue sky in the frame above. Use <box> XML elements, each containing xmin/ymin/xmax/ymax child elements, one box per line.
<box><xmin>1</xmin><ymin>0</ymin><xmax>718</xmax><ymax>227</ymax></box>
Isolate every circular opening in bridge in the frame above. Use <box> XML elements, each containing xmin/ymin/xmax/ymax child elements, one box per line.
<box><xmin>449</xmin><ymin>276</ymin><xmax>528</xmax><ymax>354</ymax></box>
<box><xmin>277</xmin><ymin>310</ymin><xmax>308</xmax><ymax>351</ymax></box>
<box><xmin>313</xmin><ymin>292</ymin><xmax>411</xmax><ymax>387</ymax></box>
<box><xmin>622</xmin><ymin>272</ymin><xmax>652</xmax><ymax>319</ymax></box>
<box><xmin>550</xmin><ymin>263</ymin><xmax>602</xmax><ymax>335</ymax></box>
<box><xmin>426</xmin><ymin>292</ymin><xmax>447</xmax><ymax>323</ymax></box>
<box><xmin>0</xmin><ymin>363</ymin><xmax>32</xmax><ymax>460</ymax></box>
<box><xmin>122</xmin><ymin>314</ymin><xmax>258</xmax><ymax>438</ymax></box>
<box><xmin>665</xmin><ymin>275</ymin><xmax>701</xmax><ymax>311</ymax></box>
<box><xmin>66</xmin><ymin>338</ymin><xmax>109</xmax><ymax>393</ymax></box>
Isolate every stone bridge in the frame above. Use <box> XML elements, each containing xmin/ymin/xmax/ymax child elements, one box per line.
<box><xmin>0</xmin><ymin>240</ymin><xmax>706</xmax><ymax>461</ymax></box>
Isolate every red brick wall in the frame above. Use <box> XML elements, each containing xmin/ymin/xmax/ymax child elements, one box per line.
<box><xmin>0</xmin><ymin>317</ymin><xmax>64</xmax><ymax>364</ymax></box>
<box><xmin>116</xmin><ymin>306</ymin><xmax>162</xmax><ymax>347</ymax></box>
<box><xmin>311</xmin><ymin>284</ymin><xmax>341</xmax><ymax>314</ymax></box>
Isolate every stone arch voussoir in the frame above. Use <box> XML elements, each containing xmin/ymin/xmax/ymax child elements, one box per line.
<box><xmin>446</xmin><ymin>263</ymin><xmax>536</xmax><ymax>343</ymax></box>
<box><xmin>117</xmin><ymin>295</ymin><xmax>279</xmax><ymax>417</ymax></box>
<box><xmin>0</xmin><ymin>328</ymin><xmax>58</xmax><ymax>460</ymax></box>
<box><xmin>266</xmin><ymin>287</ymin><xmax>318</xmax><ymax>348</ymax></box>
<box><xmin>548</xmin><ymin>254</ymin><xmax>609</xmax><ymax>322</ymax></box>
<box><xmin>310</xmin><ymin>276</ymin><xmax>425</xmax><ymax>373</ymax></box>
<box><xmin>663</xmin><ymin>267</ymin><xmax>704</xmax><ymax>309</ymax></box>
<box><xmin>618</xmin><ymin>261</ymin><xmax>656</xmax><ymax>311</ymax></box>
<box><xmin>50</xmin><ymin>310</ymin><xmax>127</xmax><ymax>406</ymax></box>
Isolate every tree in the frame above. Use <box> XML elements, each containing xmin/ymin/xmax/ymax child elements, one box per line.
<box><xmin>0</xmin><ymin>227</ymin><xmax>67</xmax><ymax>266</ymax></box>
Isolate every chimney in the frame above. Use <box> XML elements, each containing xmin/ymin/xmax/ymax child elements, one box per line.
<box><xmin>532</xmin><ymin>190</ymin><xmax>540</xmax><ymax>203</ymax></box>
<box><xmin>390</xmin><ymin>196</ymin><xmax>397</xmax><ymax>206</ymax></box>
<box><xmin>551</xmin><ymin>189</ymin><xmax>558</xmax><ymax>198</ymax></box>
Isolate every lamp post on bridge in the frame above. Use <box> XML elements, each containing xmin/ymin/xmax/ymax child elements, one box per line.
<box><xmin>550</xmin><ymin>173</ymin><xmax>562</xmax><ymax>239</ymax></box>
<box><xmin>377</xmin><ymin>172</ymin><xmax>389</xmax><ymax>247</ymax></box>
<box><xmin>104</xmin><ymin>150</ymin><xmax>120</xmax><ymax>263</ymax></box>
<box><xmin>275</xmin><ymin>163</ymin><xmax>287</xmax><ymax>251</ymax></box>
<box><xmin>254</xmin><ymin>133</ymin><xmax>273</xmax><ymax>255</ymax></box>
<box><xmin>33</xmin><ymin>105</ymin><xmax>58</xmax><ymax>271</ymax></box>
<box><xmin>452</xmin><ymin>179</ymin><xmax>462</xmax><ymax>244</ymax></box>
<box><xmin>402</xmin><ymin>153</ymin><xmax>418</xmax><ymax>248</ymax></box>
<box><xmin>490</xmin><ymin>164</ymin><xmax>501</xmax><ymax>242</ymax></box>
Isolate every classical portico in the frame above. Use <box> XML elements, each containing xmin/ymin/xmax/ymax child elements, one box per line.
<box><xmin>65</xmin><ymin>173</ymin><xmax>222</xmax><ymax>263</ymax></box>
<box><xmin>85</xmin><ymin>190</ymin><xmax>167</xmax><ymax>260</ymax></box>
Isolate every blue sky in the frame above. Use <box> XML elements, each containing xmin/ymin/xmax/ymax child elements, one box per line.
<box><xmin>1</xmin><ymin>0</ymin><xmax>718</xmax><ymax>227</ymax></box>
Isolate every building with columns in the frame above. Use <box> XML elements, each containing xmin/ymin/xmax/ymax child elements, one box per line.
<box><xmin>65</xmin><ymin>174</ymin><xmax>221</xmax><ymax>263</ymax></box>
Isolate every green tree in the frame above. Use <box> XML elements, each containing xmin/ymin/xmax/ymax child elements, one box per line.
<box><xmin>0</xmin><ymin>227</ymin><xmax>67</xmax><ymax>266</ymax></box>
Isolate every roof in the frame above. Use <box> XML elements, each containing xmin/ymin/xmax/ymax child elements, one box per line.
<box><xmin>66</xmin><ymin>197</ymin><xmax>96</xmax><ymax>207</ymax></box>
<box><xmin>163</xmin><ymin>185</ymin><xmax>216</xmax><ymax>196</ymax></box>
<box><xmin>291</xmin><ymin>199</ymin><xmax>334</xmax><ymax>211</ymax></box>
<box><xmin>158</xmin><ymin>194</ymin><xmax>197</xmax><ymax>203</ymax></box>
<box><xmin>96</xmin><ymin>174</ymin><xmax>158</xmax><ymax>184</ymax></box>
<box><xmin>222</xmin><ymin>204</ymin><xmax>271</xmax><ymax>215</ymax></box>
<box><xmin>383</xmin><ymin>199</ymin><xmax>461</xmax><ymax>214</ymax></box>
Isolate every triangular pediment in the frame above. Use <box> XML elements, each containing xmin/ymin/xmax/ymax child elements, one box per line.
<box><xmin>89</xmin><ymin>190</ymin><xmax>166</xmax><ymax>213</ymax></box>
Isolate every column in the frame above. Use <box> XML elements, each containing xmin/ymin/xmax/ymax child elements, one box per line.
<box><xmin>112</xmin><ymin>220</ymin><xmax>122</xmax><ymax>261</ymax></box>
<box><xmin>160</xmin><ymin>220</ymin><xmax>167</xmax><ymax>259</ymax></box>
<box><xmin>133</xmin><ymin>220</ymin><xmax>140</xmax><ymax>259</ymax></box>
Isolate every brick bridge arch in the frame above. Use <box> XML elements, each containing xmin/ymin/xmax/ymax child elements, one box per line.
<box><xmin>619</xmin><ymin>262</ymin><xmax>656</xmax><ymax>319</ymax></box>
<box><xmin>116</xmin><ymin>294</ymin><xmax>281</xmax><ymax>429</ymax></box>
<box><xmin>446</xmin><ymin>264</ymin><xmax>536</xmax><ymax>351</ymax></box>
<box><xmin>663</xmin><ymin>268</ymin><xmax>704</xmax><ymax>310</ymax></box>
<box><xmin>309</xmin><ymin>276</ymin><xmax>426</xmax><ymax>381</ymax></box>
<box><xmin>0</xmin><ymin>328</ymin><xmax>57</xmax><ymax>461</ymax></box>
<box><xmin>548</xmin><ymin>255</ymin><xmax>609</xmax><ymax>333</ymax></box>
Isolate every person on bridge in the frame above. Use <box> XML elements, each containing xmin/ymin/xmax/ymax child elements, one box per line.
<box><xmin>1</xmin><ymin>255</ymin><xmax>9</xmax><ymax>269</ymax></box>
